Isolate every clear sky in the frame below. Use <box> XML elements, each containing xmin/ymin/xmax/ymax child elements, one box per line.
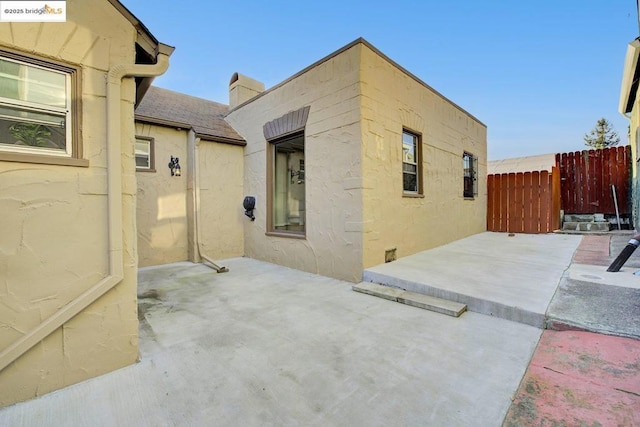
<box><xmin>123</xmin><ymin>0</ymin><xmax>638</xmax><ymax>160</ymax></box>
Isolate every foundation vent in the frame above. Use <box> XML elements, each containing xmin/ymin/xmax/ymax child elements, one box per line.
<box><xmin>385</xmin><ymin>248</ymin><xmax>397</xmax><ymax>263</ymax></box>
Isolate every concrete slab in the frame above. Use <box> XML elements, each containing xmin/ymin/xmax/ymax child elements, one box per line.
<box><xmin>353</xmin><ymin>282</ymin><xmax>467</xmax><ymax>317</ymax></box>
<box><xmin>504</xmin><ymin>330</ymin><xmax>640</xmax><ymax>426</ymax></box>
<box><xmin>363</xmin><ymin>232</ymin><xmax>582</xmax><ymax>328</ymax></box>
<box><xmin>0</xmin><ymin>258</ymin><xmax>542</xmax><ymax>426</ymax></box>
<box><xmin>546</xmin><ymin>264</ymin><xmax>640</xmax><ymax>339</ymax></box>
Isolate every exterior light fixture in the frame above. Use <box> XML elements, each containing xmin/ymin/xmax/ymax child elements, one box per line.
<box><xmin>168</xmin><ymin>156</ymin><xmax>181</xmax><ymax>176</ymax></box>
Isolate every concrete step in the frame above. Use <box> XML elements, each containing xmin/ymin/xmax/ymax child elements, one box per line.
<box><xmin>352</xmin><ymin>282</ymin><xmax>467</xmax><ymax>317</ymax></box>
<box><xmin>562</xmin><ymin>221</ymin><xmax>610</xmax><ymax>232</ymax></box>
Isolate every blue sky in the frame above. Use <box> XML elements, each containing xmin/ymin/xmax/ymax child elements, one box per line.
<box><xmin>123</xmin><ymin>0</ymin><xmax>638</xmax><ymax>160</ymax></box>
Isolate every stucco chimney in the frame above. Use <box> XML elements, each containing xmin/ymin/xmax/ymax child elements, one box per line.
<box><xmin>229</xmin><ymin>72</ymin><xmax>265</xmax><ymax>109</ymax></box>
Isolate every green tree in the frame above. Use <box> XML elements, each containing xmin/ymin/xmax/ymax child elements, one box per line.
<box><xmin>583</xmin><ymin>118</ymin><xmax>620</xmax><ymax>149</ymax></box>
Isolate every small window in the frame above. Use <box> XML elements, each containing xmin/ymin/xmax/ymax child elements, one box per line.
<box><xmin>0</xmin><ymin>50</ymin><xmax>81</xmax><ymax>163</ymax></box>
<box><xmin>463</xmin><ymin>152</ymin><xmax>478</xmax><ymax>198</ymax></box>
<box><xmin>402</xmin><ymin>129</ymin><xmax>422</xmax><ymax>195</ymax></box>
<box><xmin>135</xmin><ymin>136</ymin><xmax>154</xmax><ymax>171</ymax></box>
<box><xmin>269</xmin><ymin>132</ymin><xmax>305</xmax><ymax>236</ymax></box>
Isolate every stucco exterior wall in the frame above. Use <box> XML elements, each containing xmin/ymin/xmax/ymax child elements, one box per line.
<box><xmin>226</xmin><ymin>44</ymin><xmax>364</xmax><ymax>282</ymax></box>
<box><xmin>197</xmin><ymin>140</ymin><xmax>245</xmax><ymax>260</ymax></box>
<box><xmin>359</xmin><ymin>45</ymin><xmax>487</xmax><ymax>268</ymax></box>
<box><xmin>135</xmin><ymin>123</ymin><xmax>189</xmax><ymax>267</ymax></box>
<box><xmin>0</xmin><ymin>0</ymin><xmax>141</xmax><ymax>406</ymax></box>
<box><xmin>630</xmin><ymin>96</ymin><xmax>639</xmax><ymax>230</ymax></box>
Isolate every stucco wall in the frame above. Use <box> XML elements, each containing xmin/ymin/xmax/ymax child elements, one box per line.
<box><xmin>197</xmin><ymin>139</ymin><xmax>245</xmax><ymax>260</ymax></box>
<box><xmin>134</xmin><ymin>127</ymin><xmax>245</xmax><ymax>266</ymax></box>
<box><xmin>135</xmin><ymin>123</ymin><xmax>189</xmax><ymax>267</ymax></box>
<box><xmin>0</xmin><ymin>0</ymin><xmax>141</xmax><ymax>406</ymax></box>
<box><xmin>630</xmin><ymin>96</ymin><xmax>639</xmax><ymax>230</ymax></box>
<box><xmin>226</xmin><ymin>44</ymin><xmax>364</xmax><ymax>282</ymax></box>
<box><xmin>359</xmin><ymin>45</ymin><xmax>487</xmax><ymax>268</ymax></box>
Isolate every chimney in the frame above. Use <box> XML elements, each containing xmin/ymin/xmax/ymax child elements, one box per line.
<box><xmin>229</xmin><ymin>72</ymin><xmax>265</xmax><ymax>109</ymax></box>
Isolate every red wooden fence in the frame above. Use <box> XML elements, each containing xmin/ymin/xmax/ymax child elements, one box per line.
<box><xmin>555</xmin><ymin>146</ymin><xmax>631</xmax><ymax>215</ymax></box>
<box><xmin>487</xmin><ymin>168</ymin><xmax>561</xmax><ymax>233</ymax></box>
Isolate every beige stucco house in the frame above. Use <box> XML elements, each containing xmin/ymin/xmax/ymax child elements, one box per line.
<box><xmin>226</xmin><ymin>39</ymin><xmax>487</xmax><ymax>282</ymax></box>
<box><xmin>619</xmin><ymin>38</ymin><xmax>640</xmax><ymax>230</ymax></box>
<box><xmin>0</xmin><ymin>0</ymin><xmax>172</xmax><ymax>406</ymax></box>
<box><xmin>134</xmin><ymin>86</ymin><xmax>246</xmax><ymax>267</ymax></box>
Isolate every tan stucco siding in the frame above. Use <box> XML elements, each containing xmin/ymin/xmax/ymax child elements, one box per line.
<box><xmin>197</xmin><ymin>140</ymin><xmax>245</xmax><ymax>260</ymax></box>
<box><xmin>135</xmin><ymin>123</ymin><xmax>189</xmax><ymax>267</ymax></box>
<box><xmin>226</xmin><ymin>44</ymin><xmax>364</xmax><ymax>282</ymax></box>
<box><xmin>359</xmin><ymin>45</ymin><xmax>487</xmax><ymax>268</ymax></box>
<box><xmin>0</xmin><ymin>0</ymin><xmax>140</xmax><ymax>406</ymax></box>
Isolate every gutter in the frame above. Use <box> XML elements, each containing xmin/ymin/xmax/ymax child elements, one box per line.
<box><xmin>619</xmin><ymin>38</ymin><xmax>640</xmax><ymax>117</ymax></box>
<box><xmin>0</xmin><ymin>46</ymin><xmax>173</xmax><ymax>372</ymax></box>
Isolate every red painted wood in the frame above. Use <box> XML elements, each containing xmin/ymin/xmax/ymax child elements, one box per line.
<box><xmin>557</xmin><ymin>147</ymin><xmax>631</xmax><ymax>215</ymax></box>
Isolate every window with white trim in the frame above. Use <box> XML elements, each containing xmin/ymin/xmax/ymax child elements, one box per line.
<box><xmin>0</xmin><ymin>51</ymin><xmax>78</xmax><ymax>159</ymax></box>
<box><xmin>402</xmin><ymin>129</ymin><xmax>422</xmax><ymax>194</ymax></box>
<box><xmin>135</xmin><ymin>137</ymin><xmax>154</xmax><ymax>171</ymax></box>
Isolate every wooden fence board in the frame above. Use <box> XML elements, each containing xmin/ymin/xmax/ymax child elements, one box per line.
<box><xmin>487</xmin><ymin>170</ymin><xmax>559</xmax><ymax>234</ymax></box>
<box><xmin>555</xmin><ymin>146</ymin><xmax>631</xmax><ymax>215</ymax></box>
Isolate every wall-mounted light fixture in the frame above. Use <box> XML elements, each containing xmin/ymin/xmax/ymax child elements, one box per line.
<box><xmin>168</xmin><ymin>156</ymin><xmax>181</xmax><ymax>176</ymax></box>
<box><xmin>243</xmin><ymin>196</ymin><xmax>256</xmax><ymax>221</ymax></box>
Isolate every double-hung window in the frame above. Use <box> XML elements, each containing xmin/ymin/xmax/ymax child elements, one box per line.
<box><xmin>463</xmin><ymin>152</ymin><xmax>478</xmax><ymax>198</ymax></box>
<box><xmin>402</xmin><ymin>129</ymin><xmax>422</xmax><ymax>195</ymax></box>
<box><xmin>135</xmin><ymin>137</ymin><xmax>155</xmax><ymax>171</ymax></box>
<box><xmin>0</xmin><ymin>50</ymin><xmax>80</xmax><ymax>163</ymax></box>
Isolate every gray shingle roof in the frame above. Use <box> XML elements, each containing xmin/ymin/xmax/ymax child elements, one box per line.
<box><xmin>135</xmin><ymin>86</ymin><xmax>245</xmax><ymax>145</ymax></box>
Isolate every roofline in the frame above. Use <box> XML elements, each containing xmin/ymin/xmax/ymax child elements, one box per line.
<box><xmin>226</xmin><ymin>37</ymin><xmax>486</xmax><ymax>127</ymax></box>
<box><xmin>134</xmin><ymin>114</ymin><xmax>247</xmax><ymax>146</ymax></box>
<box><xmin>619</xmin><ymin>38</ymin><xmax>640</xmax><ymax>115</ymax></box>
<box><xmin>107</xmin><ymin>0</ymin><xmax>175</xmax><ymax>61</ymax></box>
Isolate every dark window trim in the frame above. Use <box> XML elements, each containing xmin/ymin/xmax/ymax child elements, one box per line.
<box><xmin>463</xmin><ymin>151</ymin><xmax>478</xmax><ymax>199</ymax></box>
<box><xmin>0</xmin><ymin>47</ymin><xmax>84</xmax><ymax>166</ymax></box>
<box><xmin>135</xmin><ymin>135</ymin><xmax>156</xmax><ymax>172</ymax></box>
<box><xmin>266</xmin><ymin>130</ymin><xmax>306</xmax><ymax>238</ymax></box>
<box><xmin>402</xmin><ymin>128</ymin><xmax>423</xmax><ymax>196</ymax></box>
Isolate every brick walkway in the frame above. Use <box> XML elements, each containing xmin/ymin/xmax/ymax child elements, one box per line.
<box><xmin>504</xmin><ymin>330</ymin><xmax>640</xmax><ymax>427</ymax></box>
<box><xmin>571</xmin><ymin>234</ymin><xmax>611</xmax><ymax>266</ymax></box>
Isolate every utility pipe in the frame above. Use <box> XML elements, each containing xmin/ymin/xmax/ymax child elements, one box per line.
<box><xmin>607</xmin><ymin>233</ymin><xmax>640</xmax><ymax>272</ymax></box>
<box><xmin>189</xmin><ymin>129</ymin><xmax>228</xmax><ymax>273</ymax></box>
<box><xmin>0</xmin><ymin>50</ymin><xmax>171</xmax><ymax>372</ymax></box>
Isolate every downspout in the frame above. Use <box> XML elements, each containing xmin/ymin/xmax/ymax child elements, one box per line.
<box><xmin>0</xmin><ymin>51</ymin><xmax>171</xmax><ymax>372</ymax></box>
<box><xmin>190</xmin><ymin>129</ymin><xmax>228</xmax><ymax>273</ymax></box>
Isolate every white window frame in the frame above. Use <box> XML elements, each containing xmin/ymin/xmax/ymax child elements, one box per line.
<box><xmin>0</xmin><ymin>54</ymin><xmax>72</xmax><ymax>157</ymax></box>
<box><xmin>402</xmin><ymin>129</ymin><xmax>422</xmax><ymax>195</ymax></box>
<box><xmin>135</xmin><ymin>136</ymin><xmax>155</xmax><ymax>171</ymax></box>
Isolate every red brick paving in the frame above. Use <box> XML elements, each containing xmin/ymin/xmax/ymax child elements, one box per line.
<box><xmin>504</xmin><ymin>331</ymin><xmax>640</xmax><ymax>426</ymax></box>
<box><xmin>571</xmin><ymin>235</ymin><xmax>611</xmax><ymax>266</ymax></box>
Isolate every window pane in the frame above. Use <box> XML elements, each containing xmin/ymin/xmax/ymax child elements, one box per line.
<box><xmin>272</xmin><ymin>133</ymin><xmax>305</xmax><ymax>233</ymax></box>
<box><xmin>0</xmin><ymin>106</ymin><xmax>66</xmax><ymax>150</ymax></box>
<box><xmin>0</xmin><ymin>58</ymin><xmax>66</xmax><ymax>107</ymax></box>
<box><xmin>403</xmin><ymin>172</ymin><xmax>417</xmax><ymax>193</ymax></box>
<box><xmin>135</xmin><ymin>139</ymin><xmax>150</xmax><ymax>169</ymax></box>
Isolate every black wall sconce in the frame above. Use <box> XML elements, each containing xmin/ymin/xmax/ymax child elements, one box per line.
<box><xmin>243</xmin><ymin>196</ymin><xmax>255</xmax><ymax>221</ymax></box>
<box><xmin>168</xmin><ymin>156</ymin><xmax>181</xmax><ymax>176</ymax></box>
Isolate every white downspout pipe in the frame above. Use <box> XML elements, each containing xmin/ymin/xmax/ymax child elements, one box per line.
<box><xmin>190</xmin><ymin>129</ymin><xmax>228</xmax><ymax>273</ymax></box>
<box><xmin>0</xmin><ymin>51</ymin><xmax>171</xmax><ymax>372</ymax></box>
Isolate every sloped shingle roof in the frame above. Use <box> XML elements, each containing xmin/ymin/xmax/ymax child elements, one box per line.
<box><xmin>135</xmin><ymin>86</ymin><xmax>245</xmax><ymax>145</ymax></box>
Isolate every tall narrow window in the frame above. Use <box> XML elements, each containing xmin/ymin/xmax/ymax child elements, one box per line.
<box><xmin>270</xmin><ymin>132</ymin><xmax>305</xmax><ymax>235</ymax></box>
<box><xmin>135</xmin><ymin>136</ymin><xmax>154</xmax><ymax>171</ymax></box>
<box><xmin>0</xmin><ymin>52</ymin><xmax>77</xmax><ymax>158</ymax></box>
<box><xmin>402</xmin><ymin>129</ymin><xmax>422</xmax><ymax>195</ymax></box>
<box><xmin>463</xmin><ymin>152</ymin><xmax>478</xmax><ymax>198</ymax></box>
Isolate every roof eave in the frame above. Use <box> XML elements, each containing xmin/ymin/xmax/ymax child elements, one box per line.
<box><xmin>619</xmin><ymin>38</ymin><xmax>640</xmax><ymax>115</ymax></box>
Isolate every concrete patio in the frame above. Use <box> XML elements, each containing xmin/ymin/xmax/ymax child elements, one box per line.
<box><xmin>1</xmin><ymin>252</ymin><xmax>544</xmax><ymax>425</ymax></box>
<box><xmin>5</xmin><ymin>231</ymin><xmax>636</xmax><ymax>426</ymax></box>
